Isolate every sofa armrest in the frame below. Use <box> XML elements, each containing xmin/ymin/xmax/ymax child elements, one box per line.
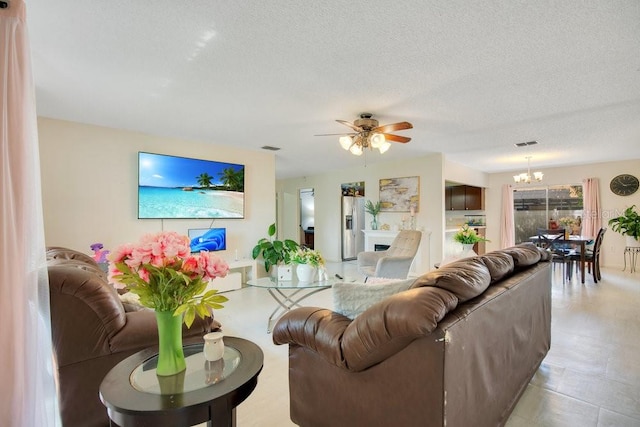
<box><xmin>273</xmin><ymin>287</ymin><xmax>458</xmax><ymax>372</ymax></box>
<box><xmin>272</xmin><ymin>307</ymin><xmax>353</xmax><ymax>368</ymax></box>
<box><xmin>342</xmin><ymin>287</ymin><xmax>458</xmax><ymax>371</ymax></box>
<box><xmin>109</xmin><ymin>310</ymin><xmax>159</xmax><ymax>353</ymax></box>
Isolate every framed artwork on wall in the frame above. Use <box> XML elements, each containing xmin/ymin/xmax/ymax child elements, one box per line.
<box><xmin>341</xmin><ymin>181</ymin><xmax>365</xmax><ymax>196</ymax></box>
<box><xmin>379</xmin><ymin>176</ymin><xmax>420</xmax><ymax>212</ymax></box>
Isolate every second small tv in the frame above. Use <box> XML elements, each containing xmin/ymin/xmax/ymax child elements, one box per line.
<box><xmin>189</xmin><ymin>228</ymin><xmax>226</xmax><ymax>253</ymax></box>
<box><xmin>138</xmin><ymin>151</ymin><xmax>245</xmax><ymax>219</ymax></box>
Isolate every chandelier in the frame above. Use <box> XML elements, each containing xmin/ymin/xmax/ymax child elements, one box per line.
<box><xmin>339</xmin><ymin>132</ymin><xmax>391</xmax><ymax>156</ymax></box>
<box><xmin>513</xmin><ymin>156</ymin><xmax>543</xmax><ymax>184</ymax></box>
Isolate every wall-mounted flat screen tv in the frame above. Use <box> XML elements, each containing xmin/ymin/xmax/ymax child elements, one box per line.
<box><xmin>138</xmin><ymin>152</ymin><xmax>245</xmax><ymax>219</ymax></box>
<box><xmin>188</xmin><ymin>228</ymin><xmax>227</xmax><ymax>252</ymax></box>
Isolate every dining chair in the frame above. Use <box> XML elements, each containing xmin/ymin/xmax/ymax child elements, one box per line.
<box><xmin>569</xmin><ymin>227</ymin><xmax>606</xmax><ymax>283</ymax></box>
<box><xmin>537</xmin><ymin>231</ymin><xmax>572</xmax><ymax>283</ymax></box>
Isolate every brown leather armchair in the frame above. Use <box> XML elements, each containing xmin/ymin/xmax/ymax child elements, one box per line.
<box><xmin>47</xmin><ymin>247</ymin><xmax>218</xmax><ymax>427</ymax></box>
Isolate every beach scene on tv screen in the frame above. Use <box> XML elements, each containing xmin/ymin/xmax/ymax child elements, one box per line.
<box><xmin>138</xmin><ymin>152</ymin><xmax>244</xmax><ymax>219</ymax></box>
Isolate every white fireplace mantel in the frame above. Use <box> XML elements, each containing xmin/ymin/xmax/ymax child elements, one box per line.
<box><xmin>362</xmin><ymin>230</ymin><xmax>401</xmax><ymax>251</ymax></box>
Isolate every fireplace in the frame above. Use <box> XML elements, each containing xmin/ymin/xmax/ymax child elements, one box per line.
<box><xmin>374</xmin><ymin>244</ymin><xmax>391</xmax><ymax>251</ymax></box>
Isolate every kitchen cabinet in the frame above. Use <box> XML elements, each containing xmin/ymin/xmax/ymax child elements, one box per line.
<box><xmin>445</xmin><ymin>185</ymin><xmax>484</xmax><ymax>211</ymax></box>
<box><xmin>473</xmin><ymin>227</ymin><xmax>486</xmax><ymax>255</ymax></box>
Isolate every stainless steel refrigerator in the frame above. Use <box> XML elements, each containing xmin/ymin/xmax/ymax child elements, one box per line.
<box><xmin>341</xmin><ymin>196</ymin><xmax>365</xmax><ymax>260</ymax></box>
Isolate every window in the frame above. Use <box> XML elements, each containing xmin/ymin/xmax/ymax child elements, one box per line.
<box><xmin>513</xmin><ymin>185</ymin><xmax>583</xmax><ymax>243</ymax></box>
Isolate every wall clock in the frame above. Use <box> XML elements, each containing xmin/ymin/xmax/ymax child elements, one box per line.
<box><xmin>610</xmin><ymin>174</ymin><xmax>639</xmax><ymax>196</ymax></box>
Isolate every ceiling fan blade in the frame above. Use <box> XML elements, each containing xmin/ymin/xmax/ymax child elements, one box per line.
<box><xmin>383</xmin><ymin>133</ymin><xmax>411</xmax><ymax>143</ymax></box>
<box><xmin>372</xmin><ymin>121</ymin><xmax>413</xmax><ymax>134</ymax></box>
<box><xmin>336</xmin><ymin>120</ymin><xmax>363</xmax><ymax>132</ymax></box>
<box><xmin>314</xmin><ymin>132</ymin><xmax>357</xmax><ymax>137</ymax></box>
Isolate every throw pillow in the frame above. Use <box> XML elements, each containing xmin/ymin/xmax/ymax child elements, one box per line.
<box><xmin>333</xmin><ymin>278</ymin><xmax>415</xmax><ymax>319</ymax></box>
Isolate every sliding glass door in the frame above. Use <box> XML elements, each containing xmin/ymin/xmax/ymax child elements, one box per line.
<box><xmin>513</xmin><ymin>185</ymin><xmax>583</xmax><ymax>243</ymax></box>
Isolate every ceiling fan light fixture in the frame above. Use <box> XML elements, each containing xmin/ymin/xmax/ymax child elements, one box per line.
<box><xmin>378</xmin><ymin>141</ymin><xmax>391</xmax><ymax>154</ymax></box>
<box><xmin>369</xmin><ymin>132</ymin><xmax>385</xmax><ymax>148</ymax></box>
<box><xmin>349</xmin><ymin>144</ymin><xmax>363</xmax><ymax>156</ymax></box>
<box><xmin>339</xmin><ymin>136</ymin><xmax>352</xmax><ymax>150</ymax></box>
<box><xmin>329</xmin><ymin>114</ymin><xmax>411</xmax><ymax>157</ymax></box>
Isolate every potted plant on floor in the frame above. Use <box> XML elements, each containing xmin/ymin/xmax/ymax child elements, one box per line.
<box><xmin>252</xmin><ymin>223</ymin><xmax>300</xmax><ymax>279</ymax></box>
<box><xmin>608</xmin><ymin>205</ymin><xmax>640</xmax><ymax>247</ymax></box>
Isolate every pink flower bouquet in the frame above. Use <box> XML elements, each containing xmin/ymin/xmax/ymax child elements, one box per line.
<box><xmin>108</xmin><ymin>231</ymin><xmax>230</xmax><ymax>327</ymax></box>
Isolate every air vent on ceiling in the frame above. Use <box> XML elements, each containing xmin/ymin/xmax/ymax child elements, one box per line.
<box><xmin>514</xmin><ymin>141</ymin><xmax>538</xmax><ymax>147</ymax></box>
<box><xmin>261</xmin><ymin>145</ymin><xmax>281</xmax><ymax>151</ymax></box>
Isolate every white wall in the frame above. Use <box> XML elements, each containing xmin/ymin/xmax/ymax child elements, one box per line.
<box><xmin>38</xmin><ymin>118</ymin><xmax>276</xmax><ymax>262</ymax></box>
<box><xmin>444</xmin><ymin>158</ymin><xmax>490</xmax><ymax>188</ymax></box>
<box><xmin>485</xmin><ymin>159</ymin><xmax>640</xmax><ymax>268</ymax></box>
<box><xmin>39</xmin><ymin>116</ymin><xmax>639</xmax><ymax>271</ymax></box>
<box><xmin>277</xmin><ymin>154</ymin><xmax>445</xmax><ymax>272</ymax></box>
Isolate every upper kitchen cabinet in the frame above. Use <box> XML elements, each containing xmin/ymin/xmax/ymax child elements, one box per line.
<box><xmin>445</xmin><ymin>185</ymin><xmax>485</xmax><ymax>211</ymax></box>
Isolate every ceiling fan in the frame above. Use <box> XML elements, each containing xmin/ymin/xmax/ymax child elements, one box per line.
<box><xmin>316</xmin><ymin>113</ymin><xmax>413</xmax><ymax>156</ymax></box>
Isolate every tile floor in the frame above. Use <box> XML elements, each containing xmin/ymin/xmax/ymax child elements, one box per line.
<box><xmin>209</xmin><ymin>261</ymin><xmax>640</xmax><ymax>427</ymax></box>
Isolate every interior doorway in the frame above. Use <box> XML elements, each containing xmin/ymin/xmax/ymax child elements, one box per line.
<box><xmin>299</xmin><ymin>188</ymin><xmax>315</xmax><ymax>248</ymax></box>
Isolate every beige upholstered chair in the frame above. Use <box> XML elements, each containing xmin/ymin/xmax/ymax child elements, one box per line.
<box><xmin>357</xmin><ymin>230</ymin><xmax>422</xmax><ymax>279</ymax></box>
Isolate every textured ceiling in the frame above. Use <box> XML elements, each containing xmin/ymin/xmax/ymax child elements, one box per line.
<box><xmin>28</xmin><ymin>1</ymin><xmax>640</xmax><ymax>179</ymax></box>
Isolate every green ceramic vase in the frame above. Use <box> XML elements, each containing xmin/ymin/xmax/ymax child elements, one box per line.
<box><xmin>155</xmin><ymin>310</ymin><xmax>186</xmax><ymax>376</ymax></box>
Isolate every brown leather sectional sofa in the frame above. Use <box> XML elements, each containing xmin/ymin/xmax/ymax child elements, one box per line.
<box><xmin>273</xmin><ymin>243</ymin><xmax>552</xmax><ymax>427</ymax></box>
<box><xmin>46</xmin><ymin>247</ymin><xmax>218</xmax><ymax>427</ymax></box>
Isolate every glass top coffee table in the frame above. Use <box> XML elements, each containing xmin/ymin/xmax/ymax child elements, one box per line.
<box><xmin>99</xmin><ymin>336</ymin><xmax>263</xmax><ymax>427</ymax></box>
<box><xmin>247</xmin><ymin>276</ymin><xmax>334</xmax><ymax>332</ymax></box>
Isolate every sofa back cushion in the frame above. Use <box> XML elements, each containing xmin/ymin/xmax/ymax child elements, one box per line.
<box><xmin>341</xmin><ymin>286</ymin><xmax>459</xmax><ymax>371</ymax></box>
<box><xmin>479</xmin><ymin>252</ymin><xmax>515</xmax><ymax>285</ymax></box>
<box><xmin>410</xmin><ymin>257</ymin><xmax>491</xmax><ymax>302</ymax></box>
<box><xmin>500</xmin><ymin>242</ymin><xmax>542</xmax><ymax>268</ymax></box>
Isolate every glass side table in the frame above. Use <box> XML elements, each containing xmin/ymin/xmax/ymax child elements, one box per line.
<box><xmin>100</xmin><ymin>337</ymin><xmax>263</xmax><ymax>427</ymax></box>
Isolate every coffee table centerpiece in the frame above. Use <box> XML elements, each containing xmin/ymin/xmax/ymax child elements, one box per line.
<box><xmin>288</xmin><ymin>247</ymin><xmax>325</xmax><ymax>282</ymax></box>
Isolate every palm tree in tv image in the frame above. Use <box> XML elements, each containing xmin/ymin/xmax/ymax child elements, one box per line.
<box><xmin>219</xmin><ymin>168</ymin><xmax>244</xmax><ymax>192</ymax></box>
<box><xmin>196</xmin><ymin>173</ymin><xmax>214</xmax><ymax>189</ymax></box>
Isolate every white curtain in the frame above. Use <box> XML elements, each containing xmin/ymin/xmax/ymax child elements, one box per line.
<box><xmin>582</xmin><ymin>178</ymin><xmax>602</xmax><ymax>238</ymax></box>
<box><xmin>500</xmin><ymin>184</ymin><xmax>515</xmax><ymax>248</ymax></box>
<box><xmin>0</xmin><ymin>1</ymin><xmax>61</xmax><ymax>426</ymax></box>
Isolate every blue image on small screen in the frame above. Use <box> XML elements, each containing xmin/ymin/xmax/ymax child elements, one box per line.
<box><xmin>189</xmin><ymin>228</ymin><xmax>226</xmax><ymax>252</ymax></box>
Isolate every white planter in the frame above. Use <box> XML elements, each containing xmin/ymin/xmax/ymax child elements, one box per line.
<box><xmin>625</xmin><ymin>236</ymin><xmax>640</xmax><ymax>248</ymax></box>
<box><xmin>460</xmin><ymin>243</ymin><xmax>477</xmax><ymax>259</ymax></box>
<box><xmin>271</xmin><ymin>264</ymin><xmax>293</xmax><ymax>281</ymax></box>
<box><xmin>296</xmin><ymin>264</ymin><xmax>316</xmax><ymax>282</ymax></box>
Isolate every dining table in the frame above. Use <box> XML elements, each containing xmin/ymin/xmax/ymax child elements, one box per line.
<box><xmin>529</xmin><ymin>234</ymin><xmax>594</xmax><ymax>284</ymax></box>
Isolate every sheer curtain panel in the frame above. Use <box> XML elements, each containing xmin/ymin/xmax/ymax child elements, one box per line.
<box><xmin>0</xmin><ymin>1</ymin><xmax>61</xmax><ymax>426</ymax></box>
<box><xmin>500</xmin><ymin>184</ymin><xmax>515</xmax><ymax>248</ymax></box>
<box><xmin>582</xmin><ymin>178</ymin><xmax>602</xmax><ymax>239</ymax></box>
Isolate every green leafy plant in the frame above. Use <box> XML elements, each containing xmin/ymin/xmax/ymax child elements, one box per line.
<box><xmin>364</xmin><ymin>200</ymin><xmax>381</xmax><ymax>217</ymax></box>
<box><xmin>453</xmin><ymin>224</ymin><xmax>490</xmax><ymax>244</ymax></box>
<box><xmin>288</xmin><ymin>247</ymin><xmax>325</xmax><ymax>267</ymax></box>
<box><xmin>252</xmin><ymin>223</ymin><xmax>300</xmax><ymax>272</ymax></box>
<box><xmin>608</xmin><ymin>205</ymin><xmax>640</xmax><ymax>239</ymax></box>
